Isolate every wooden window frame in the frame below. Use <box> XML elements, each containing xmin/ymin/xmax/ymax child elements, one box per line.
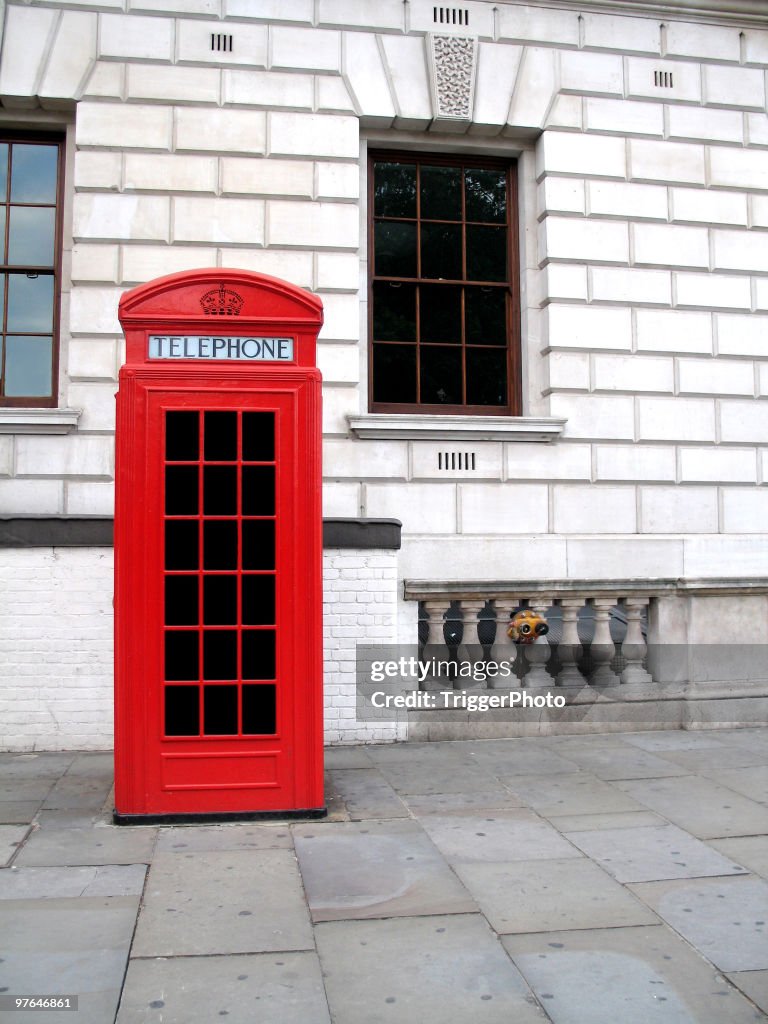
<box><xmin>368</xmin><ymin>150</ymin><xmax>522</xmax><ymax>416</ymax></box>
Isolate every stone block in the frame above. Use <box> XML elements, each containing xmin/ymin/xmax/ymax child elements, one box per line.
<box><xmin>99</xmin><ymin>14</ymin><xmax>173</xmax><ymax>61</ymax></box>
<box><xmin>322</xmin><ymin>481</ymin><xmax>360</xmax><ymax>517</ymax></box>
<box><xmin>267</xmin><ymin>201</ymin><xmax>358</xmax><ymax>249</ymax></box>
<box><xmin>318</xmin><ymin>0</ymin><xmax>403</xmax><ymax>30</ymax></box>
<box><xmin>590</xmin><ymin>267</ymin><xmax>671</xmax><ymax>306</ymax></box>
<box><xmin>759</xmin><ymin>363</ymin><xmax>768</xmax><ymax>398</ymax></box>
<box><xmin>71</xmin><ymin>244</ymin><xmax>119</xmax><ymax>284</ymax></box>
<box><xmin>629</xmin><ymin>140</ymin><xmax>705</xmax><ymax>186</ymax></box>
<box><xmin>640</xmin><ymin>486</ymin><xmax>718</xmax><ymax>533</ymax></box>
<box><xmin>225</xmin><ymin>0</ymin><xmax>313</xmax><ymax>21</ymax></box>
<box><xmin>0</xmin><ymin>479</ymin><xmax>63</xmax><ymax>515</ymax></box>
<box><xmin>270</xmin><ymin>26</ymin><xmax>341</xmax><ymax>72</ymax></box>
<box><xmin>506</xmin><ymin>442</ymin><xmax>591</xmax><ymax>481</ymax></box>
<box><xmin>81</xmin><ymin>62</ymin><xmax>124</xmax><ymax>101</ymax></box>
<box><xmin>593</xmin><ymin>353</ymin><xmax>674</xmax><ymax>392</ymax></box>
<box><xmin>565</xmin><ymin>536</ymin><xmax>684</xmax><ymax>578</ymax></box>
<box><xmin>136</xmin><ymin>0</ymin><xmax>222</xmax><ymax>11</ymax></box>
<box><xmin>747</xmin><ymin>113</ymin><xmax>768</xmax><ymax>146</ymax></box>
<box><xmin>471</xmin><ymin>43</ymin><xmax>523</xmax><ymax>134</ymax></box>
<box><xmin>365</xmin><ymin>483</ymin><xmax>456</xmax><ymax>533</ymax></box>
<box><xmin>666</xmin><ymin>21</ymin><xmax>741</xmax><ymax>62</ymax></box>
<box><xmin>176</xmin><ymin>19</ymin><xmax>268</xmax><ymax>67</ymax></box>
<box><xmin>636</xmin><ymin>309</ymin><xmax>713</xmax><ymax>354</ymax></box>
<box><xmin>552</xmin><ymin>484</ymin><xmax>636</xmax><ymax>533</ymax></box>
<box><xmin>545</xmin><ymin>265</ymin><xmax>589</xmax><ymax>302</ymax></box>
<box><xmin>559</xmin><ymin>50</ymin><xmax>624</xmax><ymax>96</ymax></box>
<box><xmin>545</xmin><ymin>94</ymin><xmax>583</xmax><ymax>130</ymax></box>
<box><xmin>626</xmin><ymin>57</ymin><xmax>702</xmax><ymax>104</ymax></box>
<box><xmin>587</xmin><ymin>181</ymin><xmax>667</xmax><ymax>221</ymax></box>
<box><xmin>582</xmin><ymin>13</ymin><xmax>660</xmax><ymax>54</ymax></box>
<box><xmin>684</xmin><ymin>535</ymin><xmax>768</xmax><ymax>576</ymax></box>
<box><xmin>322</xmin><ymin>384</ymin><xmax>359</xmax><ymax>435</ymax></box>
<box><xmin>219</xmin><ymin>249</ymin><xmax>313</xmax><ymax>289</ymax></box>
<box><xmin>67</xmin><ymin>339</ymin><xmax>118</xmax><ymax>381</ymax></box>
<box><xmin>269</xmin><ymin>112</ymin><xmax>358</xmax><ymax>159</ymax></box>
<box><xmin>722</xmin><ymin>489</ymin><xmax>768</xmax><ymax>533</ymax></box>
<box><xmin>632</xmin><ymin>223</ymin><xmax>709</xmax><ymax>270</ymax></box>
<box><xmin>315</xmin><ymin>252</ymin><xmax>359</xmax><ymax>292</ymax></box>
<box><xmin>74</xmin><ymin>151</ymin><xmax>122</xmax><ymax>191</ymax></box>
<box><xmin>546</xmin><ymin>351</ymin><xmax>590</xmax><ymax>391</ymax></box>
<box><xmin>70</xmin><ymin>287</ymin><xmax>126</xmax><ymax>335</ymax></box>
<box><xmin>546</xmin><ymin>304</ymin><xmax>632</xmax><ymax>350</ymax></box>
<box><xmin>671</xmin><ymin>188</ymin><xmax>747</xmax><ymax>227</ymax></box>
<box><xmin>709</xmin><ymin>147</ymin><xmax>768</xmax><ymax>191</ymax></box>
<box><xmin>73</xmin><ymin>194</ymin><xmax>171</xmax><ymax>242</ymax></box>
<box><xmin>719</xmin><ymin>400</ymin><xmax>768</xmax><ymax>443</ymax></box>
<box><xmin>342</xmin><ymin>32</ymin><xmax>395</xmax><ymax>126</ymax></box>
<box><xmin>316</xmin><ymin>76</ymin><xmax>355</xmax><ymax>114</ymax></box>
<box><xmin>678</xmin><ymin>358</ymin><xmax>754</xmax><ymax>396</ymax></box>
<box><xmin>538</xmin><ymin>177</ymin><xmax>585</xmax><ymax>217</ymax></box>
<box><xmin>537</xmin><ymin>131</ymin><xmax>626</xmax><ymax>179</ymax></box>
<box><xmin>317</xmin><ymin>293</ymin><xmax>359</xmax><ymax>341</ymax></box>
<box><xmin>0</xmin><ymin>437</ymin><xmax>12</xmax><ymax>477</ymax></box>
<box><xmin>220</xmin><ymin>157</ymin><xmax>313</xmax><ymax>198</ymax></box>
<box><xmin>65</xmin><ymin>383</ymin><xmax>117</xmax><ymax>432</ymax></box>
<box><xmin>541</xmin><ymin>217</ymin><xmax>629</xmax><ymax>265</ymax></box>
<box><xmin>322</xmin><ymin>437</ymin><xmax>404</xmax><ymax>480</ymax></box>
<box><xmin>498</xmin><ymin>4</ymin><xmax>579</xmax><ymax>46</ymax></box>
<box><xmin>637</xmin><ymin>397</ymin><xmax>715</xmax><ymax>441</ymax></box>
<box><xmin>124</xmin><ymin>153</ymin><xmax>217</xmax><ymax>194</ymax></box>
<box><xmin>76</xmin><ymin>102</ymin><xmax>172</xmax><ymax>150</ymax></box>
<box><xmin>506</xmin><ymin>47</ymin><xmax>558</xmax><ymax>131</ymax></box>
<box><xmin>667</xmin><ymin>105</ymin><xmax>744</xmax><ymax>145</ymax></box>
<box><xmin>713</xmin><ymin>230</ymin><xmax>768</xmax><ymax>273</ymax></box>
<box><xmin>595</xmin><ymin>445</ymin><xmax>676</xmax><ymax>482</ymax></box>
<box><xmin>676</xmin><ymin>272</ymin><xmax>751</xmax><ymax>311</ymax></box>
<box><xmin>15</xmin><ymin>436</ymin><xmax>113</xmax><ymax>479</ymax></box>
<box><xmin>703</xmin><ymin>65</ymin><xmax>766</xmax><ymax>110</ymax></box>
<box><xmin>0</xmin><ymin>6</ymin><xmax>58</xmax><ymax>101</ymax></box>
<box><xmin>549</xmin><ymin>394</ymin><xmax>635</xmax><ymax>440</ymax></box>
<box><xmin>172</xmin><ymin>197</ymin><xmax>265</xmax><ymax>246</ymax></box>
<box><xmin>744</xmin><ymin>30</ymin><xmax>768</xmax><ymax>66</ymax></box>
<box><xmin>40</xmin><ymin>11</ymin><xmax>97</xmax><ymax>105</ymax></box>
<box><xmin>120</xmin><ymin>245</ymin><xmax>218</xmax><ymax>284</ymax></box>
<box><xmin>584</xmin><ymin>98</ymin><xmax>663</xmax><ymax>136</ymax></box>
<box><xmin>380</xmin><ymin>36</ymin><xmax>431</xmax><ymax>129</ymax></box>
<box><xmin>127</xmin><ymin>64</ymin><xmax>220</xmax><ymax>104</ymax></box>
<box><xmin>752</xmin><ymin>195</ymin><xmax>768</xmax><ymax>229</ymax></box>
<box><xmin>175</xmin><ymin>107</ymin><xmax>266</xmax><ymax>155</ymax></box>
<box><xmin>756</xmin><ymin>279</ymin><xmax>768</xmax><ymax>312</ymax></box>
<box><xmin>679</xmin><ymin>448</ymin><xmax>757</xmax><ymax>484</ymax></box>
<box><xmin>316</xmin><ymin>163</ymin><xmax>359</xmax><ymax>201</ymax></box>
<box><xmin>459</xmin><ymin>483</ymin><xmax>549</xmax><ymax>533</ymax></box>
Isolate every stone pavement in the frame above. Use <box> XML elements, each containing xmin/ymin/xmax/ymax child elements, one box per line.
<box><xmin>1</xmin><ymin>729</ymin><xmax>768</xmax><ymax>1023</ymax></box>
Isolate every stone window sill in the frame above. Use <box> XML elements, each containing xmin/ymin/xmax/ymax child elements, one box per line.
<box><xmin>0</xmin><ymin>409</ymin><xmax>81</xmax><ymax>434</ymax></box>
<box><xmin>346</xmin><ymin>414</ymin><xmax>566</xmax><ymax>442</ymax></box>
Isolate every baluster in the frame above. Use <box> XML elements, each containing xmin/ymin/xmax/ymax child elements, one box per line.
<box><xmin>490</xmin><ymin>598</ymin><xmax>522</xmax><ymax>688</ymax></box>
<box><xmin>556</xmin><ymin>598</ymin><xmax>586</xmax><ymax>687</ymax></box>
<box><xmin>620</xmin><ymin>597</ymin><xmax>653</xmax><ymax>684</ymax></box>
<box><xmin>421</xmin><ymin>599</ymin><xmax>449</xmax><ymax>690</ymax></box>
<box><xmin>520</xmin><ymin>599</ymin><xmax>553</xmax><ymax>688</ymax></box>
<box><xmin>589</xmin><ymin>598</ymin><xmax>619</xmax><ymax>686</ymax></box>
<box><xmin>459</xmin><ymin>599</ymin><xmax>486</xmax><ymax>688</ymax></box>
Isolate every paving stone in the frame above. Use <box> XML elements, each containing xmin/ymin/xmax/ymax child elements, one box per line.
<box><xmin>651</xmin><ymin>746</ymin><xmax>768</xmax><ymax>772</ymax></box>
<box><xmin>316</xmin><ymin>914</ymin><xmax>548</xmax><ymax>1024</ymax></box>
<box><xmin>622</xmin><ymin>731</ymin><xmax>734</xmax><ymax>752</ymax></box>
<box><xmin>35</xmin><ymin>810</ymin><xmax>109</xmax><ymax>830</ymax></box>
<box><xmin>465</xmin><ymin>745</ymin><xmax>587</xmax><ymax>776</ymax></box>
<box><xmin>455</xmin><ymin>857</ymin><xmax>658</xmax><ymax>934</ymax></box>
<box><xmin>377</xmin><ymin>762</ymin><xmax>505</xmax><ymax>796</ymax></box>
<box><xmin>131</xmin><ymin>849</ymin><xmax>313</xmax><ymax>956</ymax></box>
<box><xmin>419</xmin><ymin>809</ymin><xmax>583</xmax><ymax>864</ymax></box>
<box><xmin>116</xmin><ymin>951</ymin><xmax>331</xmax><ymax>1024</ymax></box>
<box><xmin>15</xmin><ymin>826</ymin><xmax>156</xmax><ymax>866</ymax></box>
<box><xmin>564</xmin><ymin>824</ymin><xmax>748</xmax><ymax>883</ymax></box>
<box><xmin>713</xmin><ymin>729</ymin><xmax>768</xmax><ymax>754</ymax></box>
<box><xmin>0</xmin><ymin>824</ymin><xmax>30</xmax><ymax>866</ymax></box>
<box><xmin>403</xmin><ymin>789</ymin><xmax>526</xmax><ymax>815</ymax></box>
<box><xmin>0</xmin><ymin>801</ymin><xmax>41</xmax><ymax>824</ymax></box>
<box><xmin>327</xmin><ymin>768</ymin><xmax>409</xmax><ymax>819</ymax></box>
<box><xmin>501</xmin><ymin>771</ymin><xmax>646</xmax><ymax>817</ymax></box>
<box><xmin>547</xmin><ymin>810</ymin><xmax>667</xmax><ymax>832</ymax></box>
<box><xmin>726</xmin><ymin>971</ymin><xmax>768</xmax><ymax>1015</ymax></box>
<box><xmin>0</xmin><ymin>864</ymin><xmax>147</xmax><ymax>899</ymax></box>
<box><xmin>699</xmin><ymin>765</ymin><xmax>768</xmax><ymax>803</ymax></box>
<box><xmin>65</xmin><ymin>753</ymin><xmax>115</xmax><ymax>776</ymax></box>
<box><xmin>615</xmin><ymin>776</ymin><xmax>768</xmax><ymax>838</ymax></box>
<box><xmin>0</xmin><ymin>778</ymin><xmax>55</xmax><ymax>802</ymax></box>
<box><xmin>629</xmin><ymin>875</ymin><xmax>768</xmax><ymax>972</ymax></box>
<box><xmin>708</xmin><ymin>837</ymin><xmax>768</xmax><ymax>878</ymax></box>
<box><xmin>0</xmin><ymin>753</ymin><xmax>74</xmax><ymax>776</ymax></box>
<box><xmin>549</xmin><ymin>745</ymin><xmax>689</xmax><ymax>780</ymax></box>
<box><xmin>155</xmin><ymin>823</ymin><xmax>292</xmax><ymax>852</ymax></box>
<box><xmin>0</xmin><ymin>896</ymin><xmax>140</xmax><ymax>1024</ymax></box>
<box><xmin>42</xmin><ymin>775</ymin><xmax>113</xmax><ymax>811</ymax></box>
<box><xmin>503</xmin><ymin>925</ymin><xmax>765</xmax><ymax>1023</ymax></box>
<box><xmin>364</xmin><ymin>741</ymin><xmax>477</xmax><ymax>766</ymax></box>
<box><xmin>293</xmin><ymin>819</ymin><xmax>476</xmax><ymax>921</ymax></box>
<box><xmin>323</xmin><ymin>746</ymin><xmax>374</xmax><ymax>769</ymax></box>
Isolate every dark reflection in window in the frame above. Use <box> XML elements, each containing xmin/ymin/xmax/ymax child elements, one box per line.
<box><xmin>466</xmin><ymin>288</ymin><xmax>507</xmax><ymax>345</ymax></box>
<box><xmin>242</xmin><ymin>575</ymin><xmax>275</xmax><ymax>625</ymax></box>
<box><xmin>3</xmin><ymin>336</ymin><xmax>52</xmax><ymax>397</ymax></box>
<box><xmin>420</xmin><ymin>285</ymin><xmax>461</xmax><ymax>343</ymax></box>
<box><xmin>204</xmin><ymin>411</ymin><xmax>237</xmax><ymax>461</ymax></box>
<box><xmin>166</xmin><ymin>411</ymin><xmax>199</xmax><ymax>461</ymax></box>
<box><xmin>420</xmin><ymin>165</ymin><xmax>462</xmax><ymax>221</ymax></box>
<box><xmin>242</xmin><ymin>465</ymin><xmax>275</xmax><ymax>516</ymax></box>
<box><xmin>421</xmin><ymin>223</ymin><xmax>461</xmax><ymax>280</ymax></box>
<box><xmin>465</xmin><ymin>168</ymin><xmax>507</xmax><ymax>223</ymax></box>
<box><xmin>242</xmin><ymin>629</ymin><xmax>276</xmax><ymax>680</ymax></box>
<box><xmin>466</xmin><ymin>348</ymin><xmax>507</xmax><ymax>406</ymax></box>
<box><xmin>203</xmin><ymin>575</ymin><xmax>237</xmax><ymax>625</ymax></box>
<box><xmin>165</xmin><ymin>686</ymin><xmax>199</xmax><ymax>736</ymax></box>
<box><xmin>165</xmin><ymin>466</ymin><xmax>198</xmax><ymax>515</ymax></box>
<box><xmin>0</xmin><ymin>143</ymin><xmax>8</xmax><ymax>199</ymax></box>
<box><xmin>8</xmin><ymin>207</ymin><xmax>55</xmax><ymax>266</ymax></box>
<box><xmin>203</xmin><ymin>521</ymin><xmax>238</xmax><ymax>570</ymax></box>
<box><xmin>242</xmin><ymin>412</ymin><xmax>274</xmax><ymax>462</ymax></box>
<box><xmin>375</xmin><ymin>221</ymin><xmax>417</xmax><ymax>278</ymax></box>
<box><xmin>165</xmin><ymin>520</ymin><xmax>199</xmax><ymax>571</ymax></box>
<box><xmin>204</xmin><ymin>465</ymin><xmax>238</xmax><ymax>515</ymax></box>
<box><xmin>467</xmin><ymin>225</ymin><xmax>507</xmax><ymax>282</ymax></box>
<box><xmin>7</xmin><ymin>274</ymin><xmax>54</xmax><ymax>331</ymax></box>
<box><xmin>203</xmin><ymin>685</ymin><xmax>238</xmax><ymax>734</ymax></box>
<box><xmin>420</xmin><ymin>346</ymin><xmax>462</xmax><ymax>405</ymax></box>
<box><xmin>10</xmin><ymin>144</ymin><xmax>58</xmax><ymax>203</ymax></box>
<box><xmin>242</xmin><ymin>684</ymin><xmax>276</xmax><ymax>734</ymax></box>
<box><xmin>374</xmin><ymin>161</ymin><xmax>416</xmax><ymax>218</ymax></box>
<box><xmin>242</xmin><ymin>520</ymin><xmax>275</xmax><ymax>570</ymax></box>
<box><xmin>372</xmin><ymin>344</ymin><xmax>416</xmax><ymax>404</ymax></box>
<box><xmin>165</xmin><ymin>631</ymin><xmax>199</xmax><ymax>681</ymax></box>
<box><xmin>373</xmin><ymin>282</ymin><xmax>416</xmax><ymax>342</ymax></box>
<box><xmin>165</xmin><ymin>576</ymin><xmax>199</xmax><ymax>626</ymax></box>
<box><xmin>203</xmin><ymin>630</ymin><xmax>238</xmax><ymax>680</ymax></box>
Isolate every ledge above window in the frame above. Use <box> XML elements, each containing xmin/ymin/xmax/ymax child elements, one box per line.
<box><xmin>0</xmin><ymin>408</ymin><xmax>81</xmax><ymax>434</ymax></box>
<box><xmin>347</xmin><ymin>415</ymin><xmax>566</xmax><ymax>442</ymax></box>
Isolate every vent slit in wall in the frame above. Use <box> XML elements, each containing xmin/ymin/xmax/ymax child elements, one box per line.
<box><xmin>653</xmin><ymin>70</ymin><xmax>674</xmax><ymax>88</ymax></box>
<box><xmin>433</xmin><ymin>5</ymin><xmax>470</xmax><ymax>27</ymax></box>
<box><xmin>211</xmin><ymin>33</ymin><xmax>233</xmax><ymax>53</ymax></box>
<box><xmin>438</xmin><ymin>451</ymin><xmax>477</xmax><ymax>471</ymax></box>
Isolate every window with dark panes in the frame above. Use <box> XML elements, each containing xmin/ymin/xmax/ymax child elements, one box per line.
<box><xmin>369</xmin><ymin>153</ymin><xmax>520</xmax><ymax>414</ymax></box>
<box><xmin>0</xmin><ymin>134</ymin><xmax>63</xmax><ymax>407</ymax></box>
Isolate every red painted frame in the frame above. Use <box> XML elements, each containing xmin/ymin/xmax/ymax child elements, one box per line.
<box><xmin>114</xmin><ymin>270</ymin><xmax>324</xmax><ymax>819</ymax></box>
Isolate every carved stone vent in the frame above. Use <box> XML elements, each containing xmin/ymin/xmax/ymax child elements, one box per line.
<box><xmin>438</xmin><ymin>451</ymin><xmax>476</xmax><ymax>471</ymax></box>
<box><xmin>434</xmin><ymin>5</ymin><xmax>470</xmax><ymax>26</ymax></box>
<box><xmin>429</xmin><ymin>34</ymin><xmax>477</xmax><ymax>121</ymax></box>
<box><xmin>211</xmin><ymin>33</ymin><xmax>233</xmax><ymax>53</ymax></box>
<box><xmin>654</xmin><ymin>70</ymin><xmax>674</xmax><ymax>88</ymax></box>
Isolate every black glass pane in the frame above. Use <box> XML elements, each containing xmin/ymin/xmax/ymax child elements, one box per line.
<box><xmin>165</xmin><ymin>576</ymin><xmax>199</xmax><ymax>626</ymax></box>
<box><xmin>10</xmin><ymin>144</ymin><xmax>58</xmax><ymax>203</ymax></box>
<box><xmin>421</xmin><ymin>223</ymin><xmax>461</xmax><ymax>280</ymax></box>
<box><xmin>372</xmin><ymin>344</ymin><xmax>416</xmax><ymax>404</ymax></box>
<box><xmin>375</xmin><ymin>221</ymin><xmax>417</xmax><ymax>278</ymax></box>
<box><xmin>166</xmin><ymin>411</ymin><xmax>199</xmax><ymax>461</ymax></box>
<box><xmin>374</xmin><ymin>161</ymin><xmax>416</xmax><ymax>218</ymax></box>
<box><xmin>466</xmin><ymin>347</ymin><xmax>507</xmax><ymax>406</ymax></box>
<box><xmin>165</xmin><ymin>466</ymin><xmax>198</xmax><ymax>515</ymax></box>
<box><xmin>420</xmin><ymin>285</ymin><xmax>461</xmax><ymax>343</ymax></box>
<box><xmin>165</xmin><ymin>686</ymin><xmax>199</xmax><ymax>736</ymax></box>
<box><xmin>242</xmin><ymin>466</ymin><xmax>275</xmax><ymax>516</ymax></box>
<box><xmin>7</xmin><ymin>274</ymin><xmax>54</xmax><ymax>331</ymax></box>
<box><xmin>420</xmin><ymin>165</ymin><xmax>461</xmax><ymax>221</ymax></box>
<box><xmin>242</xmin><ymin>575</ymin><xmax>275</xmax><ymax>625</ymax></box>
<box><xmin>242</xmin><ymin>684</ymin><xmax>276</xmax><ymax>735</ymax></box>
<box><xmin>203</xmin><ymin>521</ymin><xmax>238</xmax><ymax>570</ymax></box>
<box><xmin>242</xmin><ymin>520</ymin><xmax>275</xmax><ymax>570</ymax></box>
<box><xmin>204</xmin><ymin>465</ymin><xmax>237</xmax><ymax>516</ymax></box>
<box><xmin>466</xmin><ymin>288</ymin><xmax>507</xmax><ymax>345</ymax></box>
<box><xmin>242</xmin><ymin>412</ymin><xmax>274</xmax><ymax>462</ymax></box>
<box><xmin>242</xmin><ymin>630</ymin><xmax>276</xmax><ymax>680</ymax></box>
<box><xmin>204</xmin><ymin>575</ymin><xmax>237</xmax><ymax>625</ymax></box>
<box><xmin>165</xmin><ymin>520</ymin><xmax>199</xmax><ymax>571</ymax></box>
<box><xmin>465</xmin><ymin>168</ymin><xmax>507</xmax><ymax>223</ymax></box>
<box><xmin>203</xmin><ymin>685</ymin><xmax>238</xmax><ymax>735</ymax></box>
<box><xmin>165</xmin><ymin>631</ymin><xmax>199</xmax><ymax>681</ymax></box>
<box><xmin>204</xmin><ymin>411</ymin><xmax>237</xmax><ymax>461</ymax></box>
<box><xmin>466</xmin><ymin>225</ymin><xmax>507</xmax><ymax>282</ymax></box>
<box><xmin>203</xmin><ymin>630</ymin><xmax>238</xmax><ymax>680</ymax></box>
<box><xmin>8</xmin><ymin>207</ymin><xmax>55</xmax><ymax>266</ymax></box>
<box><xmin>3</xmin><ymin>336</ymin><xmax>52</xmax><ymax>398</ymax></box>
<box><xmin>420</xmin><ymin>346</ymin><xmax>462</xmax><ymax>405</ymax></box>
<box><xmin>373</xmin><ymin>282</ymin><xmax>416</xmax><ymax>342</ymax></box>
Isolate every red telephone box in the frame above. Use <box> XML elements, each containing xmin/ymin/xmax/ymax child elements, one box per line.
<box><xmin>113</xmin><ymin>269</ymin><xmax>324</xmax><ymax>822</ymax></box>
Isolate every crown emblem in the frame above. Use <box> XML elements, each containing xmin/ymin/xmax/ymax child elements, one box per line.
<box><xmin>200</xmin><ymin>283</ymin><xmax>244</xmax><ymax>316</ymax></box>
